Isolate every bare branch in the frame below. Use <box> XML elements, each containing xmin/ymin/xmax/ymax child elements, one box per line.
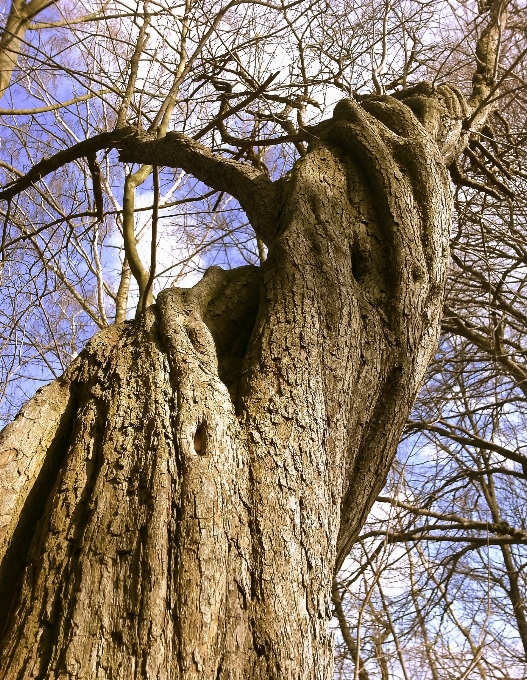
<box><xmin>0</xmin><ymin>0</ymin><xmax>58</xmax><ymax>97</ymax></box>
<box><xmin>119</xmin><ymin>131</ymin><xmax>282</xmax><ymax>244</ymax></box>
<box><xmin>0</xmin><ymin>89</ymin><xmax>112</xmax><ymax>115</ymax></box>
<box><xmin>0</xmin><ymin>127</ymin><xmax>136</xmax><ymax>202</ymax></box>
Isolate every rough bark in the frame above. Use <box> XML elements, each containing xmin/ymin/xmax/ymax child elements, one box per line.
<box><xmin>0</xmin><ymin>269</ymin><xmax>259</xmax><ymax>678</ymax></box>
<box><xmin>0</xmin><ymin>93</ymin><xmax>454</xmax><ymax>679</ymax></box>
<box><xmin>0</xmin><ymin>0</ymin><xmax>512</xmax><ymax>670</ymax></box>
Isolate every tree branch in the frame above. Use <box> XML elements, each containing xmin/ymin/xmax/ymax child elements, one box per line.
<box><xmin>0</xmin><ymin>88</ymin><xmax>112</xmax><ymax>115</ymax></box>
<box><xmin>376</xmin><ymin>496</ymin><xmax>527</xmax><ymax>541</ymax></box>
<box><xmin>0</xmin><ymin>123</ymin><xmax>282</xmax><ymax>244</ymax></box>
<box><xmin>449</xmin><ymin>160</ymin><xmax>502</xmax><ymax>200</ymax></box>
<box><xmin>142</xmin><ymin>165</ymin><xmax>159</xmax><ymax>313</ymax></box>
<box><xmin>0</xmin><ymin>0</ymin><xmax>58</xmax><ymax>97</ymax></box>
<box><xmin>405</xmin><ymin>420</ymin><xmax>527</xmax><ymax>467</ymax></box>
<box><xmin>332</xmin><ymin>579</ymin><xmax>371</xmax><ymax>680</ymax></box>
<box><xmin>360</xmin><ymin>531</ymin><xmax>527</xmax><ymax>546</ymax></box>
<box><xmin>0</xmin><ymin>127</ymin><xmax>136</xmax><ymax>202</ymax></box>
<box><xmin>442</xmin><ymin>306</ymin><xmax>527</xmax><ymax>397</ymax></box>
<box><xmin>119</xmin><ymin>132</ymin><xmax>282</xmax><ymax>244</ymax></box>
<box><xmin>464</xmin><ymin>146</ymin><xmax>515</xmax><ymax>197</ymax></box>
<box><xmin>467</xmin><ymin>0</ymin><xmax>510</xmax><ymax>125</ymax></box>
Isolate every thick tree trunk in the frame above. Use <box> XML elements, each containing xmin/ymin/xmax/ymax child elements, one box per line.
<box><xmin>0</xmin><ymin>96</ymin><xmax>451</xmax><ymax>678</ymax></box>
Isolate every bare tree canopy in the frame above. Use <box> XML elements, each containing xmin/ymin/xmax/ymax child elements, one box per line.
<box><xmin>0</xmin><ymin>0</ymin><xmax>526</xmax><ymax>677</ymax></box>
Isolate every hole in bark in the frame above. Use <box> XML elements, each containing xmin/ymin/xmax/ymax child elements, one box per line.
<box><xmin>412</xmin><ymin>262</ymin><xmax>425</xmax><ymax>281</ymax></box>
<box><xmin>111</xmin><ymin>630</ymin><xmax>124</xmax><ymax>646</ymax></box>
<box><xmin>193</xmin><ymin>423</ymin><xmax>205</xmax><ymax>454</ymax></box>
<box><xmin>351</xmin><ymin>241</ymin><xmax>368</xmax><ymax>282</ymax></box>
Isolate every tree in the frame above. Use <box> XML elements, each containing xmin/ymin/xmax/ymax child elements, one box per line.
<box><xmin>333</xmin><ymin>75</ymin><xmax>527</xmax><ymax>678</ymax></box>
<box><xmin>0</xmin><ymin>0</ymin><xmax>518</xmax><ymax>677</ymax></box>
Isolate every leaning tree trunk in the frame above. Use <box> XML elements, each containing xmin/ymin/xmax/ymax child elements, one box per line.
<box><xmin>0</xmin><ymin>95</ymin><xmax>453</xmax><ymax>678</ymax></box>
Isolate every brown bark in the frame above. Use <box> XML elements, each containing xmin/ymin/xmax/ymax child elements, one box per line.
<box><xmin>0</xmin><ymin>0</ymin><xmax>513</xmax><ymax>671</ymax></box>
<box><xmin>0</xmin><ymin>373</ymin><xmax>76</xmax><ymax>633</ymax></box>
<box><xmin>0</xmin><ymin>270</ymin><xmax>258</xmax><ymax>678</ymax></box>
<box><xmin>0</xmin><ymin>94</ymin><xmax>453</xmax><ymax>678</ymax></box>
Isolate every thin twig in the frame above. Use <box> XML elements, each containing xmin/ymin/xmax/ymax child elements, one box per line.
<box><xmin>143</xmin><ymin>165</ymin><xmax>159</xmax><ymax>312</ymax></box>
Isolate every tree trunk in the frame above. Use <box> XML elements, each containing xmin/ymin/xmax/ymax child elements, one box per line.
<box><xmin>0</xmin><ymin>0</ymin><xmax>58</xmax><ymax>99</ymax></box>
<box><xmin>0</xmin><ymin>96</ymin><xmax>451</xmax><ymax>678</ymax></box>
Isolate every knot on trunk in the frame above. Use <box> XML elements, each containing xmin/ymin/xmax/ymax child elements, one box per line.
<box><xmin>321</xmin><ymin>95</ymin><xmax>451</xmax><ymax>351</ymax></box>
<box><xmin>389</xmin><ymin>83</ymin><xmax>471</xmax><ymax>163</ymax></box>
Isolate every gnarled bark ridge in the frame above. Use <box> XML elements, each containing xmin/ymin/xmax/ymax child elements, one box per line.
<box><xmin>0</xmin><ymin>93</ymin><xmax>458</xmax><ymax>679</ymax></box>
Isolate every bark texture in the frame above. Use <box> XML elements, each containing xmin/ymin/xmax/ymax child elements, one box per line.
<box><xmin>0</xmin><ymin>95</ymin><xmax>452</xmax><ymax>679</ymax></box>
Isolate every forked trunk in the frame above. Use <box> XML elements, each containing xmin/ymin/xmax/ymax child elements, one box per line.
<box><xmin>0</xmin><ymin>96</ymin><xmax>451</xmax><ymax>678</ymax></box>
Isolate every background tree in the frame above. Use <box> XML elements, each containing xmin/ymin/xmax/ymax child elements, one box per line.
<box><xmin>0</xmin><ymin>0</ymin><xmax>524</xmax><ymax>678</ymax></box>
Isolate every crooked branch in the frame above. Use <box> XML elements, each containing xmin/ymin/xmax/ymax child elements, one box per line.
<box><xmin>119</xmin><ymin>132</ymin><xmax>282</xmax><ymax>244</ymax></box>
<box><xmin>0</xmin><ymin>123</ymin><xmax>283</xmax><ymax>244</ymax></box>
